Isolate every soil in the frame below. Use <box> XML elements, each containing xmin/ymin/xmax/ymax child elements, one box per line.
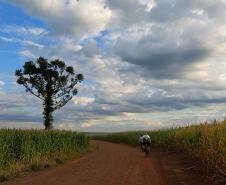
<box><xmin>1</xmin><ymin>141</ymin><xmax>211</xmax><ymax>185</ymax></box>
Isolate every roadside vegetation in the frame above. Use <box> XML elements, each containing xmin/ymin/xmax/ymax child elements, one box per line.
<box><xmin>94</xmin><ymin>121</ymin><xmax>226</xmax><ymax>184</ymax></box>
<box><xmin>0</xmin><ymin>57</ymin><xmax>91</xmax><ymax>182</ymax></box>
<box><xmin>0</xmin><ymin>129</ymin><xmax>90</xmax><ymax>182</ymax></box>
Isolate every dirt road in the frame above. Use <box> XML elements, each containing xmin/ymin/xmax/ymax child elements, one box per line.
<box><xmin>1</xmin><ymin>141</ymin><xmax>210</xmax><ymax>185</ymax></box>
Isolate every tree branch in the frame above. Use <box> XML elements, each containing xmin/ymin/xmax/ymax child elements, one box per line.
<box><xmin>23</xmin><ymin>84</ymin><xmax>45</xmax><ymax>101</ymax></box>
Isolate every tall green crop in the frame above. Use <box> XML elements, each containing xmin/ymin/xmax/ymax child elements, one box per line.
<box><xmin>0</xmin><ymin>129</ymin><xmax>89</xmax><ymax>171</ymax></box>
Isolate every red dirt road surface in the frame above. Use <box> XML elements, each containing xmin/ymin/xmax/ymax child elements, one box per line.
<box><xmin>1</xmin><ymin>141</ymin><xmax>211</xmax><ymax>185</ymax></box>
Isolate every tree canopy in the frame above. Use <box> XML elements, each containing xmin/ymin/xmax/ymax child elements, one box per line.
<box><xmin>15</xmin><ymin>57</ymin><xmax>83</xmax><ymax>129</ymax></box>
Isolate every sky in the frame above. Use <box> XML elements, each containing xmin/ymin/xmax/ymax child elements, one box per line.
<box><xmin>1</xmin><ymin>0</ymin><xmax>226</xmax><ymax>132</ymax></box>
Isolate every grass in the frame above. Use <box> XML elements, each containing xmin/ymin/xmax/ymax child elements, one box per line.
<box><xmin>94</xmin><ymin>121</ymin><xmax>226</xmax><ymax>183</ymax></box>
<box><xmin>0</xmin><ymin>129</ymin><xmax>90</xmax><ymax>182</ymax></box>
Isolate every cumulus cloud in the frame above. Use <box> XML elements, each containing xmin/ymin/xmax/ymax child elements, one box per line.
<box><xmin>1</xmin><ymin>0</ymin><xmax>226</xmax><ymax>131</ymax></box>
<box><xmin>9</xmin><ymin>0</ymin><xmax>112</xmax><ymax>38</ymax></box>
<box><xmin>111</xmin><ymin>24</ymin><xmax>211</xmax><ymax>79</ymax></box>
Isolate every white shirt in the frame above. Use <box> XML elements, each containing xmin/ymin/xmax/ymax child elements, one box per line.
<box><xmin>139</xmin><ymin>134</ymin><xmax>151</xmax><ymax>143</ymax></box>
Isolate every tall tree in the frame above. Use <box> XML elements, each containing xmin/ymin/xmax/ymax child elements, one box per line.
<box><xmin>15</xmin><ymin>57</ymin><xmax>84</xmax><ymax>130</ymax></box>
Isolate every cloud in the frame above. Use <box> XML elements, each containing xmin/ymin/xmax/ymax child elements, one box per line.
<box><xmin>0</xmin><ymin>114</ymin><xmax>41</xmax><ymax>122</ymax></box>
<box><xmin>73</xmin><ymin>96</ymin><xmax>95</xmax><ymax>106</ymax></box>
<box><xmin>0</xmin><ymin>90</ymin><xmax>43</xmax><ymax>127</ymax></box>
<box><xmin>112</xmin><ymin>24</ymin><xmax>211</xmax><ymax>79</ymax></box>
<box><xmin>0</xmin><ymin>81</ymin><xmax>5</xmax><ymax>86</ymax></box>
<box><xmin>22</xmin><ymin>40</ymin><xmax>44</xmax><ymax>49</ymax></box>
<box><xmin>18</xmin><ymin>50</ymin><xmax>37</xmax><ymax>58</ymax></box>
<box><xmin>1</xmin><ymin>25</ymin><xmax>47</xmax><ymax>37</ymax></box>
<box><xmin>0</xmin><ymin>36</ymin><xmax>18</xmax><ymax>43</ymax></box>
<box><xmin>9</xmin><ymin>37</ymin><xmax>226</xmax><ymax>130</ymax></box>
<box><xmin>10</xmin><ymin>0</ymin><xmax>112</xmax><ymax>38</ymax></box>
<box><xmin>0</xmin><ymin>121</ymin><xmax>42</xmax><ymax>129</ymax></box>
<box><xmin>1</xmin><ymin>0</ymin><xmax>226</xmax><ymax>131</ymax></box>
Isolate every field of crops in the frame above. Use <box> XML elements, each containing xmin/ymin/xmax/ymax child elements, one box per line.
<box><xmin>0</xmin><ymin>129</ymin><xmax>90</xmax><ymax>181</ymax></box>
<box><xmin>94</xmin><ymin>121</ymin><xmax>226</xmax><ymax>183</ymax></box>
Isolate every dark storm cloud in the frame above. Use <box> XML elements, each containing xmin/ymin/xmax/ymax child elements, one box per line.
<box><xmin>114</xmin><ymin>33</ymin><xmax>210</xmax><ymax>79</ymax></box>
<box><xmin>118</xmin><ymin>44</ymin><xmax>209</xmax><ymax>79</ymax></box>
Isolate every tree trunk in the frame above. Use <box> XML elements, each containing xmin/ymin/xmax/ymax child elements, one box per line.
<box><xmin>43</xmin><ymin>83</ymin><xmax>54</xmax><ymax>130</ymax></box>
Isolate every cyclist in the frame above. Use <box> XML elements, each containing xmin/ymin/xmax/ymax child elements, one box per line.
<box><xmin>139</xmin><ymin>134</ymin><xmax>151</xmax><ymax>154</ymax></box>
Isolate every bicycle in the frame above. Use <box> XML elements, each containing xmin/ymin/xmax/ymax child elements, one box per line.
<box><xmin>143</xmin><ymin>143</ymin><xmax>150</xmax><ymax>157</ymax></box>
